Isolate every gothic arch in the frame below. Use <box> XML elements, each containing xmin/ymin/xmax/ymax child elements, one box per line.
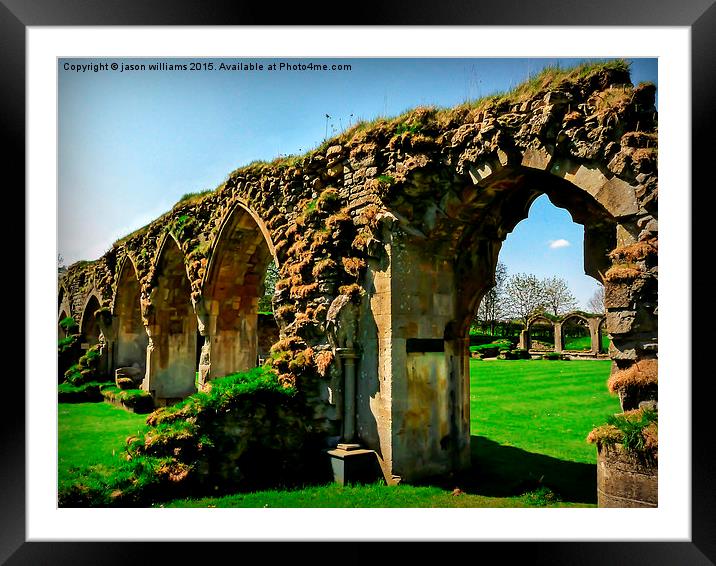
<box><xmin>198</xmin><ymin>200</ymin><xmax>278</xmax><ymax>382</ymax></box>
<box><xmin>79</xmin><ymin>291</ymin><xmax>103</xmax><ymax>347</ymax></box>
<box><xmin>144</xmin><ymin>232</ymin><xmax>198</xmax><ymax>404</ymax></box>
<box><xmin>113</xmin><ymin>254</ymin><xmax>149</xmax><ymax>376</ymax></box>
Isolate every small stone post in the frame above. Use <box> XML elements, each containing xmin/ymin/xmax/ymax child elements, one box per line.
<box><xmin>554</xmin><ymin>322</ymin><xmax>563</xmax><ymax>353</ymax></box>
<box><xmin>519</xmin><ymin>329</ymin><xmax>530</xmax><ymax>350</ymax></box>
<box><xmin>337</xmin><ymin>347</ymin><xmax>359</xmax><ymax>442</ymax></box>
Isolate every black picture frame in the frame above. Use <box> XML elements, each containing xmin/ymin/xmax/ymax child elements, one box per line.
<box><xmin>4</xmin><ymin>1</ymin><xmax>711</xmax><ymax>563</ymax></box>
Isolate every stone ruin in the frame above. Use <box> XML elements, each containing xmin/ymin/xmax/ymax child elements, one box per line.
<box><xmin>58</xmin><ymin>63</ymin><xmax>658</xmax><ymax>483</ymax></box>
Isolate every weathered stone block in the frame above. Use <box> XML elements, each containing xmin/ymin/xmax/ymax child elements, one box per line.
<box><xmin>521</xmin><ymin>146</ymin><xmax>553</xmax><ymax>170</ymax></box>
<box><xmin>594</xmin><ymin>177</ymin><xmax>639</xmax><ymax>218</ymax></box>
<box><xmin>604</xmin><ymin>283</ymin><xmax>634</xmax><ymax>309</ymax></box>
<box><xmin>597</xmin><ymin>444</ymin><xmax>657</xmax><ymax>508</ymax></box>
<box><xmin>553</xmin><ymin>160</ymin><xmax>609</xmax><ymax>197</ymax></box>
<box><xmin>606</xmin><ymin>310</ymin><xmax>636</xmax><ymax>335</ymax></box>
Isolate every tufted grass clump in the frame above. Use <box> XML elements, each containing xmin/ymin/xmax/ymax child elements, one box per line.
<box><xmin>101</xmin><ymin>386</ymin><xmax>154</xmax><ymax>413</ymax></box>
<box><xmin>587</xmin><ymin>407</ymin><xmax>658</xmax><ymax>459</ymax></box>
<box><xmin>63</xmin><ymin>344</ymin><xmax>104</xmax><ymax>386</ymax></box>
<box><xmin>58</xmin><ymin>380</ymin><xmax>112</xmax><ymax>402</ymax></box>
<box><xmin>59</xmin><ymin>316</ymin><xmax>79</xmax><ymax>333</ymax></box>
<box><xmin>58</xmin><ymin>334</ymin><xmax>79</xmax><ymax>354</ymax></box>
<box><xmin>148</xmin><ymin>366</ymin><xmax>295</xmax><ymax>427</ymax></box>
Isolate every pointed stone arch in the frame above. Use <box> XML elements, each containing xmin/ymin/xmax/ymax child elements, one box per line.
<box><xmin>79</xmin><ymin>291</ymin><xmax>103</xmax><ymax>347</ymax></box>
<box><xmin>198</xmin><ymin>200</ymin><xmax>278</xmax><ymax>383</ymax></box>
<box><xmin>58</xmin><ymin>308</ymin><xmax>69</xmax><ymax>340</ymax></box>
<box><xmin>367</xmin><ymin>155</ymin><xmax>625</xmax><ymax>480</ymax></box>
<box><xmin>144</xmin><ymin>232</ymin><xmax>198</xmax><ymax>405</ymax></box>
<box><xmin>112</xmin><ymin>254</ymin><xmax>149</xmax><ymax>377</ymax></box>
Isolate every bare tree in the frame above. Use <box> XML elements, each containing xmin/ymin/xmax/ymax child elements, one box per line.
<box><xmin>587</xmin><ymin>283</ymin><xmax>605</xmax><ymax>314</ymax></box>
<box><xmin>475</xmin><ymin>262</ymin><xmax>507</xmax><ymax>335</ymax></box>
<box><xmin>504</xmin><ymin>273</ymin><xmax>547</xmax><ymax>327</ymax></box>
<box><xmin>542</xmin><ymin>276</ymin><xmax>579</xmax><ymax>316</ymax></box>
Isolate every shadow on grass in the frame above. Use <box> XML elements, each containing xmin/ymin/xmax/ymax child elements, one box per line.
<box><xmin>418</xmin><ymin>436</ymin><xmax>597</xmax><ymax>504</ymax></box>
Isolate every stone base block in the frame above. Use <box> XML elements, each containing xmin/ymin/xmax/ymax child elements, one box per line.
<box><xmin>597</xmin><ymin>444</ymin><xmax>657</xmax><ymax>507</ymax></box>
<box><xmin>327</xmin><ymin>444</ymin><xmax>384</xmax><ymax>486</ymax></box>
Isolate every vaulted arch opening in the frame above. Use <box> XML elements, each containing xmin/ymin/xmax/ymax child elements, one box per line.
<box><xmin>359</xmin><ymin>162</ymin><xmax>622</xmax><ymax>482</ymax></box>
<box><xmin>80</xmin><ymin>294</ymin><xmax>102</xmax><ymax>348</ymax></box>
<box><xmin>58</xmin><ymin>309</ymin><xmax>69</xmax><ymax>340</ymax></box>
<box><xmin>199</xmin><ymin>203</ymin><xmax>277</xmax><ymax>383</ymax></box>
<box><xmin>528</xmin><ymin>316</ymin><xmax>557</xmax><ymax>353</ymax></box>
<box><xmin>145</xmin><ymin>236</ymin><xmax>198</xmax><ymax>405</ymax></box>
<box><xmin>114</xmin><ymin>258</ymin><xmax>149</xmax><ymax>377</ymax></box>
<box><xmin>561</xmin><ymin>314</ymin><xmax>591</xmax><ymax>352</ymax></box>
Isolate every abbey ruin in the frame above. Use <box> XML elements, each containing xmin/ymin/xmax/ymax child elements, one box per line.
<box><xmin>58</xmin><ymin>64</ymin><xmax>658</xmax><ymax>484</ymax></box>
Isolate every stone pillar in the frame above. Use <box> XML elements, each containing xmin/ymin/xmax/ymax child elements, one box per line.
<box><xmin>369</xmin><ymin>231</ymin><xmax>470</xmax><ymax>482</ymax></box>
<box><xmin>337</xmin><ymin>347</ymin><xmax>359</xmax><ymax>442</ymax></box>
<box><xmin>519</xmin><ymin>329</ymin><xmax>530</xmax><ymax>350</ymax></box>
<box><xmin>588</xmin><ymin>318</ymin><xmax>601</xmax><ymax>356</ymax></box>
<box><xmin>96</xmin><ymin>313</ymin><xmax>115</xmax><ymax>378</ymax></box>
<box><xmin>554</xmin><ymin>322</ymin><xmax>563</xmax><ymax>353</ymax></box>
<box><xmin>196</xmin><ymin>303</ymin><xmax>216</xmax><ymax>388</ymax></box>
<box><xmin>143</xmin><ymin>315</ymin><xmax>198</xmax><ymax>405</ymax></box>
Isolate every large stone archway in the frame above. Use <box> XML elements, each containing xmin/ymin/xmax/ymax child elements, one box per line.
<box><xmin>112</xmin><ymin>256</ymin><xmax>149</xmax><ymax>377</ymax></box>
<box><xmin>143</xmin><ymin>234</ymin><xmax>198</xmax><ymax>405</ymax></box>
<box><xmin>197</xmin><ymin>201</ymin><xmax>277</xmax><ymax>385</ymax></box>
<box><xmin>59</xmin><ymin>63</ymin><xmax>658</xmax><ymax>484</ymax></box>
<box><xmin>79</xmin><ymin>293</ymin><xmax>102</xmax><ymax>348</ymax></box>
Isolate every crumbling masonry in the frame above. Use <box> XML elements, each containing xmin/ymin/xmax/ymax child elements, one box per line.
<box><xmin>59</xmin><ymin>64</ymin><xmax>658</xmax><ymax>482</ymax></box>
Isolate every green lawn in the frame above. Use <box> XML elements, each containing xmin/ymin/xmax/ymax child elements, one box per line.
<box><xmin>470</xmin><ymin>359</ymin><xmax>617</xmax><ymax>464</ymax></box>
<box><xmin>58</xmin><ymin>402</ymin><xmax>148</xmax><ymax>485</ymax></box>
<box><xmin>563</xmin><ymin>335</ymin><xmax>610</xmax><ymax>351</ymax></box>
<box><xmin>59</xmin><ymin>359</ymin><xmax>618</xmax><ymax>507</ymax></box>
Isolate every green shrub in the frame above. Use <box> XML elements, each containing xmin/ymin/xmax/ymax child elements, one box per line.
<box><xmin>101</xmin><ymin>386</ymin><xmax>154</xmax><ymax>413</ymax></box>
<box><xmin>58</xmin><ymin>380</ymin><xmax>112</xmax><ymax>403</ymax></box>
<box><xmin>522</xmin><ymin>486</ymin><xmax>559</xmax><ymax>507</ymax></box>
<box><xmin>587</xmin><ymin>407</ymin><xmax>658</xmax><ymax>460</ymax></box>
<box><xmin>64</xmin><ymin>364</ymin><xmax>83</xmax><ymax>386</ymax></box>
<box><xmin>59</xmin><ymin>316</ymin><xmax>78</xmax><ymax>333</ymax></box>
<box><xmin>512</xmin><ymin>348</ymin><xmax>531</xmax><ymax>360</ymax></box>
<box><xmin>499</xmin><ymin>349</ymin><xmax>531</xmax><ymax>360</ymax></box>
<box><xmin>605</xmin><ymin>408</ymin><xmax>657</xmax><ymax>453</ymax></box>
<box><xmin>59</xmin><ymin>366</ymin><xmax>311</xmax><ymax>507</ymax></box>
<box><xmin>58</xmin><ymin>334</ymin><xmax>79</xmax><ymax>354</ymax></box>
<box><xmin>542</xmin><ymin>352</ymin><xmax>566</xmax><ymax>361</ymax></box>
<box><xmin>63</xmin><ymin>344</ymin><xmax>106</xmax><ymax>385</ymax></box>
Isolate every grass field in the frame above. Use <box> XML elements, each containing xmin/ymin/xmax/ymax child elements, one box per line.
<box><xmin>58</xmin><ymin>402</ymin><xmax>147</xmax><ymax>486</ymax></box>
<box><xmin>59</xmin><ymin>359</ymin><xmax>618</xmax><ymax>507</ymax></box>
<box><xmin>563</xmin><ymin>335</ymin><xmax>610</xmax><ymax>351</ymax></box>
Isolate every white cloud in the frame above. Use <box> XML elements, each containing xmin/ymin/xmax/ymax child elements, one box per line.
<box><xmin>548</xmin><ymin>239</ymin><xmax>571</xmax><ymax>249</ymax></box>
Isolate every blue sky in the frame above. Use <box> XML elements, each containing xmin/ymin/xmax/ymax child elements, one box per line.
<box><xmin>58</xmin><ymin>57</ymin><xmax>657</xmax><ymax>309</ymax></box>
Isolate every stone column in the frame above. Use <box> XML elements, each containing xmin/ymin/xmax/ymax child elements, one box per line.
<box><xmin>554</xmin><ymin>322</ymin><xmax>563</xmax><ymax>353</ymax></box>
<box><xmin>195</xmin><ymin>302</ymin><xmax>216</xmax><ymax>389</ymax></box>
<box><xmin>519</xmin><ymin>329</ymin><xmax>530</xmax><ymax>350</ymax></box>
<box><xmin>337</xmin><ymin>347</ymin><xmax>359</xmax><ymax>442</ymax></box>
<box><xmin>96</xmin><ymin>312</ymin><xmax>115</xmax><ymax>378</ymax></box>
<box><xmin>588</xmin><ymin>318</ymin><xmax>601</xmax><ymax>356</ymax></box>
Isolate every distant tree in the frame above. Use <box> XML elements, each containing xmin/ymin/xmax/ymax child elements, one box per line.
<box><xmin>587</xmin><ymin>284</ymin><xmax>605</xmax><ymax>314</ymax></box>
<box><xmin>504</xmin><ymin>273</ymin><xmax>547</xmax><ymax>328</ymax></box>
<box><xmin>542</xmin><ymin>276</ymin><xmax>579</xmax><ymax>316</ymax></box>
<box><xmin>58</xmin><ymin>254</ymin><xmax>67</xmax><ymax>274</ymax></box>
<box><xmin>475</xmin><ymin>262</ymin><xmax>507</xmax><ymax>336</ymax></box>
<box><xmin>258</xmin><ymin>261</ymin><xmax>279</xmax><ymax>313</ymax></box>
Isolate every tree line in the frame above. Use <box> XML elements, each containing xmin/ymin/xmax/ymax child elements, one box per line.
<box><xmin>475</xmin><ymin>262</ymin><xmax>604</xmax><ymax>335</ymax></box>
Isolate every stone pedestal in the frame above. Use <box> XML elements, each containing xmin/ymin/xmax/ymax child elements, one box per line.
<box><xmin>327</xmin><ymin>443</ymin><xmax>383</xmax><ymax>486</ymax></box>
<box><xmin>597</xmin><ymin>444</ymin><xmax>657</xmax><ymax>507</ymax></box>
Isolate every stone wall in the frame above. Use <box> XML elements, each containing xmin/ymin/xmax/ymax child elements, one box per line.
<box><xmin>59</xmin><ymin>62</ymin><xmax>658</xmax><ymax>481</ymax></box>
